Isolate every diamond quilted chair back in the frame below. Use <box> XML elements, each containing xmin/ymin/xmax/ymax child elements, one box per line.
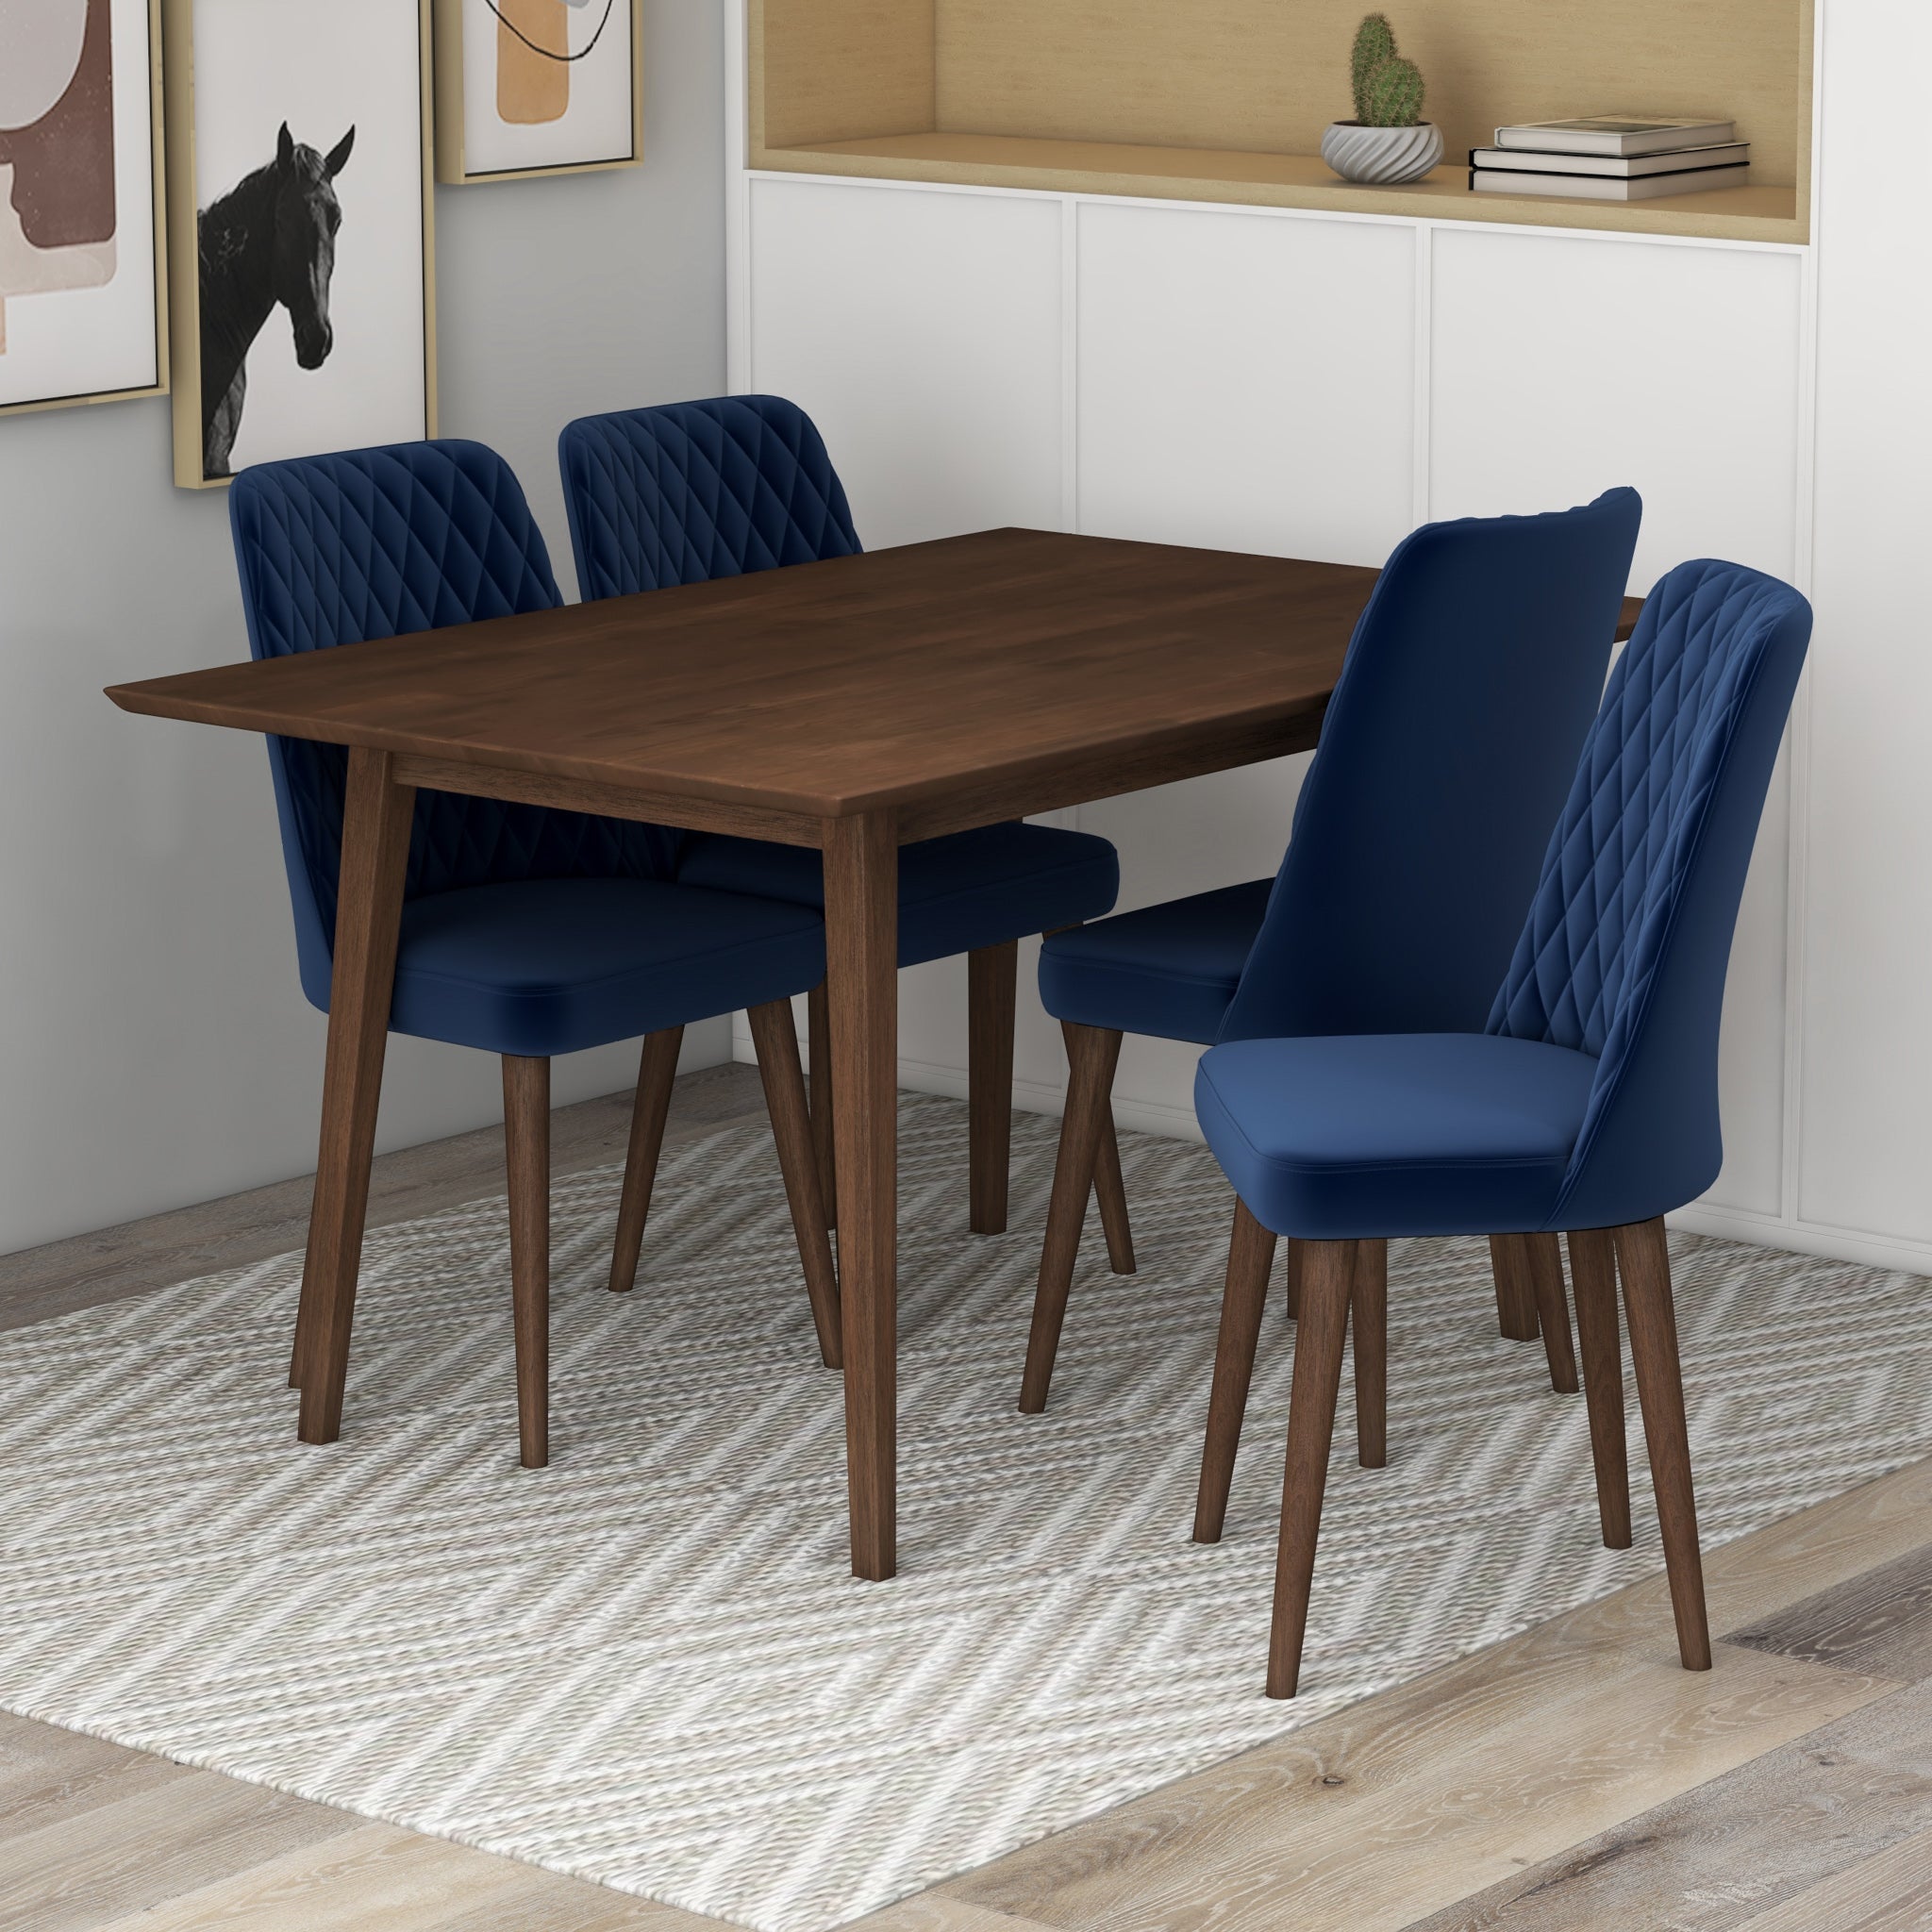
<box><xmin>558</xmin><ymin>394</ymin><xmax>861</xmax><ymax>602</ymax></box>
<box><xmin>1489</xmin><ymin>558</ymin><xmax>1812</xmax><ymax>1229</ymax></box>
<box><xmin>229</xmin><ymin>441</ymin><xmax>680</xmax><ymax>1012</ymax></box>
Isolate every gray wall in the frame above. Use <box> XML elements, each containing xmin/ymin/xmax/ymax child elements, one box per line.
<box><xmin>0</xmin><ymin>1</ymin><xmax>728</xmax><ymax>1254</ymax></box>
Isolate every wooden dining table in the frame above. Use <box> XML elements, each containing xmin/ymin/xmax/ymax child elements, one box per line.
<box><xmin>105</xmin><ymin>525</ymin><xmax>1637</xmax><ymax>1581</ymax></box>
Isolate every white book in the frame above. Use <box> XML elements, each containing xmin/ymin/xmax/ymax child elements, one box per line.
<box><xmin>1472</xmin><ymin>142</ymin><xmax>1748</xmax><ymax>178</ymax></box>
<box><xmin>1492</xmin><ymin>117</ymin><xmax>1737</xmax><ymax>158</ymax></box>
<box><xmin>1470</xmin><ymin>164</ymin><xmax>1751</xmax><ymax>202</ymax></box>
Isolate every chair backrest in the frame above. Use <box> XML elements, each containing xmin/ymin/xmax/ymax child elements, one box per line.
<box><xmin>1491</xmin><ymin>558</ymin><xmax>1811</xmax><ymax>1227</ymax></box>
<box><xmin>229</xmin><ymin>440</ymin><xmax>679</xmax><ymax>1008</ymax></box>
<box><xmin>1219</xmin><ymin>489</ymin><xmax>1643</xmax><ymax>1044</ymax></box>
<box><xmin>558</xmin><ymin>393</ymin><xmax>861</xmax><ymax>602</ymax></box>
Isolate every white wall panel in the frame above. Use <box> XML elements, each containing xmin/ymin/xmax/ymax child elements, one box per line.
<box><xmin>1798</xmin><ymin>0</ymin><xmax>1932</xmax><ymax>1247</ymax></box>
<box><xmin>1431</xmin><ymin>226</ymin><xmax>1805</xmax><ymax>1220</ymax></box>
<box><xmin>1075</xmin><ymin>202</ymin><xmax>1416</xmax><ymax>566</ymax></box>
<box><xmin>747</xmin><ymin>178</ymin><xmax>1064</xmax><ymax>549</ymax></box>
<box><xmin>1429</xmin><ymin>230</ymin><xmax>1803</xmax><ymax>581</ymax></box>
<box><xmin>1069</xmin><ymin>202</ymin><xmax>1418</xmax><ymax>1124</ymax></box>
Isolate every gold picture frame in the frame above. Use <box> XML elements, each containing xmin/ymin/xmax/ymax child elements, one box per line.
<box><xmin>433</xmin><ymin>0</ymin><xmax>643</xmax><ymax>185</ymax></box>
<box><xmin>162</xmin><ymin>0</ymin><xmax>438</xmax><ymax>490</ymax></box>
<box><xmin>0</xmin><ymin>0</ymin><xmax>169</xmax><ymax>420</ymax></box>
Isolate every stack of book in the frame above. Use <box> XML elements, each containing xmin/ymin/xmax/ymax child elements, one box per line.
<box><xmin>1470</xmin><ymin>118</ymin><xmax>1748</xmax><ymax>202</ymax></box>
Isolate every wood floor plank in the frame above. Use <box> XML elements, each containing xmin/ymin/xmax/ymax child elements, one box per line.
<box><xmin>84</xmin><ymin>1819</ymin><xmax>724</xmax><ymax>1932</ymax></box>
<box><xmin>1542</xmin><ymin>1459</ymin><xmax>1932</xmax><ymax>1664</ymax></box>
<box><xmin>850</xmin><ymin>1896</ymin><xmax>1057</xmax><ymax>1930</ymax></box>
<box><xmin>0</xmin><ymin>1711</ymin><xmax>189</xmax><ymax>1834</ymax></box>
<box><xmin>0</xmin><ymin>1767</ymin><xmax>357</xmax><ymax>1932</ymax></box>
<box><xmin>1729</xmin><ymin>1543</ymin><xmax>1932</xmax><ymax>1684</ymax></box>
<box><xmin>945</xmin><ymin>1645</ymin><xmax>1893</xmax><ymax>1932</ymax></box>
<box><xmin>1396</xmin><ymin>1674</ymin><xmax>1932</xmax><ymax>1929</ymax></box>
<box><xmin>1728</xmin><ymin>1824</ymin><xmax>1932</xmax><ymax>1932</ymax></box>
<box><xmin>84</xmin><ymin>1823</ymin><xmax>526</xmax><ymax>1931</ymax></box>
<box><xmin>432</xmin><ymin>1873</ymin><xmax>733</xmax><ymax>1932</ymax></box>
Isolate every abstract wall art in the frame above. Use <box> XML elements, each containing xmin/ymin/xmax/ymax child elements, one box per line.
<box><xmin>163</xmin><ymin>0</ymin><xmax>436</xmax><ymax>488</ymax></box>
<box><xmin>0</xmin><ymin>0</ymin><xmax>166</xmax><ymax>417</ymax></box>
<box><xmin>433</xmin><ymin>0</ymin><xmax>641</xmax><ymax>183</ymax></box>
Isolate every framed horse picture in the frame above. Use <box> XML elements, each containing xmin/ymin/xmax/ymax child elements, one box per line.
<box><xmin>0</xmin><ymin>0</ymin><xmax>168</xmax><ymax>418</ymax></box>
<box><xmin>161</xmin><ymin>0</ymin><xmax>437</xmax><ymax>488</ymax></box>
<box><xmin>431</xmin><ymin>0</ymin><xmax>641</xmax><ymax>184</ymax></box>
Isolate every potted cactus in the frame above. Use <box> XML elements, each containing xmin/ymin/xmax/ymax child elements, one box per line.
<box><xmin>1322</xmin><ymin>13</ymin><xmax>1443</xmax><ymax>185</ymax></box>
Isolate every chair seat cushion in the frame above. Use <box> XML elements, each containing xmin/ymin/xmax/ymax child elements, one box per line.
<box><xmin>1037</xmin><ymin>877</ymin><xmax>1274</xmax><ymax>1043</ymax></box>
<box><xmin>677</xmin><ymin>822</ymin><xmax>1119</xmax><ymax>969</ymax></box>
<box><xmin>1195</xmin><ymin>1032</ymin><xmax>1600</xmax><ymax>1241</ymax></box>
<box><xmin>388</xmin><ymin>877</ymin><xmax>824</xmax><ymax>1058</ymax></box>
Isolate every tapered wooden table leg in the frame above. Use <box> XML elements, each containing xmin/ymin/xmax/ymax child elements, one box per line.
<box><xmin>295</xmin><ymin>747</ymin><xmax>414</xmax><ymax>1445</ymax></box>
<box><xmin>824</xmin><ymin>810</ymin><xmax>900</xmax><ymax>1581</ymax></box>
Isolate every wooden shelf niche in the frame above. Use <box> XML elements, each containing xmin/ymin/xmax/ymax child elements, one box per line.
<box><xmin>750</xmin><ymin>0</ymin><xmax>1812</xmax><ymax>244</ymax></box>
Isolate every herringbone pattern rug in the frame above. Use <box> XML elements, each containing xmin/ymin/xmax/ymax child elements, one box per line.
<box><xmin>0</xmin><ymin>1097</ymin><xmax>1925</xmax><ymax>1930</ymax></box>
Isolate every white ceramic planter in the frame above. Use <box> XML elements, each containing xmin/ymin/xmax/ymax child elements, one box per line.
<box><xmin>1321</xmin><ymin>120</ymin><xmax>1444</xmax><ymax>185</ymax></box>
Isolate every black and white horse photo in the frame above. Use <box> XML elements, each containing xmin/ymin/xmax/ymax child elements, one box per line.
<box><xmin>196</xmin><ymin>122</ymin><xmax>354</xmax><ymax>479</ymax></box>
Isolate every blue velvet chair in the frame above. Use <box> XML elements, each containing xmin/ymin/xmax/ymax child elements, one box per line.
<box><xmin>1191</xmin><ymin>558</ymin><xmax>1811</xmax><ymax>1696</ymax></box>
<box><xmin>558</xmin><ymin>394</ymin><xmax>1123</xmax><ymax>1239</ymax></box>
<box><xmin>229</xmin><ymin>440</ymin><xmax>842</xmax><ymax>1469</ymax></box>
<box><xmin>1023</xmin><ymin>491</ymin><xmax>1644</xmax><ymax>1420</ymax></box>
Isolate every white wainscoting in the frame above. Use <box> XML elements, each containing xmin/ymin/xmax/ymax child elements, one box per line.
<box><xmin>1429</xmin><ymin>227</ymin><xmax>1807</xmax><ymax>1219</ymax></box>
<box><xmin>1075</xmin><ymin>201</ymin><xmax>1418</xmax><ymax>565</ymax></box>
<box><xmin>724</xmin><ymin>2</ymin><xmax>1932</xmax><ymax>1274</ymax></box>
<box><xmin>745</xmin><ymin>177</ymin><xmax>1065</xmax><ymax>548</ymax></box>
<box><xmin>1796</xmin><ymin>0</ymin><xmax>1932</xmax><ymax>1256</ymax></box>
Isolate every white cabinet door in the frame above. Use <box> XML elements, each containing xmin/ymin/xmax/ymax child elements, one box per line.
<box><xmin>1429</xmin><ymin>230</ymin><xmax>1803</xmax><ymax>585</ymax></box>
<box><xmin>1074</xmin><ymin>199</ymin><xmax>1417</xmax><ymax>1119</ymax></box>
<box><xmin>1432</xmin><ymin>229</ymin><xmax>1806</xmax><ymax>1219</ymax></box>
<box><xmin>747</xmin><ymin>177</ymin><xmax>1065</xmax><ymax>550</ymax></box>
<box><xmin>1075</xmin><ymin>201</ymin><xmax>1417</xmax><ymax>568</ymax></box>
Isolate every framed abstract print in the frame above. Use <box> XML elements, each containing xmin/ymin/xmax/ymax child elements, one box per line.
<box><xmin>162</xmin><ymin>0</ymin><xmax>437</xmax><ymax>489</ymax></box>
<box><xmin>0</xmin><ymin>0</ymin><xmax>167</xmax><ymax>417</ymax></box>
<box><xmin>432</xmin><ymin>0</ymin><xmax>641</xmax><ymax>184</ymax></box>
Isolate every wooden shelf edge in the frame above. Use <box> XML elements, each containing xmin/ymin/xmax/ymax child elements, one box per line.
<box><xmin>752</xmin><ymin>134</ymin><xmax>1809</xmax><ymax>247</ymax></box>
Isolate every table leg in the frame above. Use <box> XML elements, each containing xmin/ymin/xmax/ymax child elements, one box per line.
<box><xmin>294</xmin><ymin>746</ymin><xmax>414</xmax><ymax>1446</ymax></box>
<box><xmin>824</xmin><ymin>810</ymin><xmax>899</xmax><ymax>1580</ymax></box>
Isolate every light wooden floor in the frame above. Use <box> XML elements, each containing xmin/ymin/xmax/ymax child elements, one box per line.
<box><xmin>3</xmin><ymin>1066</ymin><xmax>1928</xmax><ymax>1932</ymax></box>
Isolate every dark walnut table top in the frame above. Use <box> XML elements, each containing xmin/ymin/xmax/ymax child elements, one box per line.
<box><xmin>106</xmin><ymin>530</ymin><xmax>1381</xmax><ymax>821</ymax></box>
<box><xmin>107</xmin><ymin>527</ymin><xmax>1642</xmax><ymax>826</ymax></box>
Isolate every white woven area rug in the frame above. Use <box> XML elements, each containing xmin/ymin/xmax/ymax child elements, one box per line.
<box><xmin>1</xmin><ymin>1096</ymin><xmax>1927</xmax><ymax>1930</ymax></box>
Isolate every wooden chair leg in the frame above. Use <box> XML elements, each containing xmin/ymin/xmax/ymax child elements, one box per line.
<box><xmin>502</xmin><ymin>1054</ymin><xmax>550</xmax><ymax>1471</ymax></box>
<box><xmin>1489</xmin><ymin>1233</ymin><xmax>1541</xmax><ymax>1341</ymax></box>
<box><xmin>1282</xmin><ymin>1238</ymin><xmax>1305</xmax><ymax>1322</ymax></box>
<box><xmin>1352</xmin><ymin>1238</ymin><xmax>1388</xmax><ymax>1469</ymax></box>
<box><xmin>808</xmin><ymin>979</ymin><xmax>836</xmax><ymax>1231</ymax></box>
<box><xmin>1524</xmin><ymin>1231</ymin><xmax>1581</xmax><ymax>1393</ymax></box>
<box><xmin>1093</xmin><ymin>1107</ymin><xmax>1137</xmax><ymax>1275</ymax></box>
<box><xmin>1268</xmin><ymin>1238</ymin><xmax>1357</xmax><ymax>1700</ymax></box>
<box><xmin>968</xmin><ymin>941</ymin><xmax>1018</xmax><ymax>1235</ymax></box>
<box><xmin>748</xmin><ymin>998</ymin><xmax>843</xmax><ymax>1370</ymax></box>
<box><xmin>1192</xmin><ymin>1200</ymin><xmax>1277</xmax><ymax>1543</ymax></box>
<box><xmin>1019</xmin><ymin>1022</ymin><xmax>1124</xmax><ymax>1413</ymax></box>
<box><xmin>608</xmin><ymin>1026</ymin><xmax>684</xmax><ymax>1294</ymax></box>
<box><xmin>1613</xmin><ymin>1218</ymin><xmax>1711</xmax><ymax>1671</ymax></box>
<box><xmin>1567</xmin><ymin>1227</ymin><xmax>1632</xmax><ymax>1550</ymax></box>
